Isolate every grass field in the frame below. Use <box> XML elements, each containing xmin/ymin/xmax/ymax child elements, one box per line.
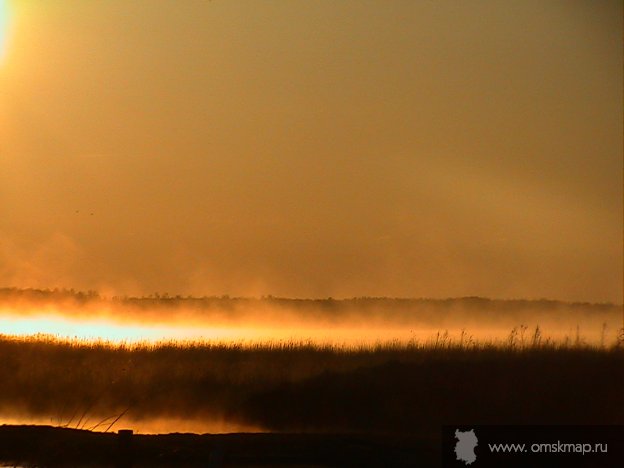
<box><xmin>0</xmin><ymin>291</ymin><xmax>622</xmax><ymax>466</ymax></box>
<box><xmin>1</xmin><ymin>334</ymin><xmax>622</xmax><ymax>436</ymax></box>
<box><xmin>1</xmin><ymin>288</ymin><xmax>622</xmax><ymax>436</ymax></box>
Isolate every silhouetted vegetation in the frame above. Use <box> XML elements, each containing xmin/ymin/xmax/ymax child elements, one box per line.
<box><xmin>1</xmin><ymin>288</ymin><xmax>622</xmax><ymax>466</ymax></box>
<box><xmin>0</xmin><ymin>335</ymin><xmax>622</xmax><ymax>436</ymax></box>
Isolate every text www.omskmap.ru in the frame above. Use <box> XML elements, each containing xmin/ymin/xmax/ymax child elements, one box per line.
<box><xmin>489</xmin><ymin>441</ymin><xmax>608</xmax><ymax>455</ymax></box>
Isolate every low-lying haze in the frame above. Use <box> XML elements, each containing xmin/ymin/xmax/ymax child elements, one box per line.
<box><xmin>0</xmin><ymin>289</ymin><xmax>621</xmax><ymax>346</ymax></box>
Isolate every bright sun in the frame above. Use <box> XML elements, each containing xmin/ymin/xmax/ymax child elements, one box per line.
<box><xmin>0</xmin><ymin>0</ymin><xmax>9</xmax><ymax>62</ymax></box>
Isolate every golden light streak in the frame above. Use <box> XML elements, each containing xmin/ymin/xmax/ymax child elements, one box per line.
<box><xmin>0</xmin><ymin>412</ymin><xmax>263</xmax><ymax>435</ymax></box>
<box><xmin>0</xmin><ymin>310</ymin><xmax>618</xmax><ymax>347</ymax></box>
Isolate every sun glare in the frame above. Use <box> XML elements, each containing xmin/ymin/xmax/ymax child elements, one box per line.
<box><xmin>0</xmin><ymin>313</ymin><xmax>243</xmax><ymax>343</ymax></box>
<box><xmin>0</xmin><ymin>0</ymin><xmax>10</xmax><ymax>62</ymax></box>
<box><xmin>0</xmin><ymin>307</ymin><xmax>616</xmax><ymax>347</ymax></box>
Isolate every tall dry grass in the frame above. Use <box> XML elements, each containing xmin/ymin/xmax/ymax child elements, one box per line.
<box><xmin>0</xmin><ymin>333</ymin><xmax>622</xmax><ymax>434</ymax></box>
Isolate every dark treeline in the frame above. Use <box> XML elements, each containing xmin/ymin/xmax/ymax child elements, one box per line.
<box><xmin>0</xmin><ymin>286</ymin><xmax>619</xmax><ymax>312</ymax></box>
<box><xmin>2</xmin><ymin>287</ymin><xmax>621</xmax><ymax>331</ymax></box>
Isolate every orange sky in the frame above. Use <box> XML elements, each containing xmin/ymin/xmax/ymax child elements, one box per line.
<box><xmin>0</xmin><ymin>0</ymin><xmax>622</xmax><ymax>301</ymax></box>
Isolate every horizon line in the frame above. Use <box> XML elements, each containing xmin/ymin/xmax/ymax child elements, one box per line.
<box><xmin>0</xmin><ymin>286</ymin><xmax>621</xmax><ymax>307</ymax></box>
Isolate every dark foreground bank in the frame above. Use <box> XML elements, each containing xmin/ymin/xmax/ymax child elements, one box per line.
<box><xmin>0</xmin><ymin>425</ymin><xmax>436</xmax><ymax>467</ymax></box>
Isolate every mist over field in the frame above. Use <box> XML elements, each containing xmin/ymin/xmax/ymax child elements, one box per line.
<box><xmin>0</xmin><ymin>1</ymin><xmax>622</xmax><ymax>464</ymax></box>
<box><xmin>0</xmin><ymin>323</ymin><xmax>622</xmax><ymax>438</ymax></box>
<box><xmin>0</xmin><ymin>288</ymin><xmax>621</xmax><ymax>346</ymax></box>
<box><xmin>1</xmin><ymin>288</ymin><xmax>621</xmax><ymax>437</ymax></box>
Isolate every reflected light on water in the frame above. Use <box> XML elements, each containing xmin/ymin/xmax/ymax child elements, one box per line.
<box><xmin>0</xmin><ymin>313</ymin><xmax>249</xmax><ymax>343</ymax></box>
<box><xmin>0</xmin><ymin>413</ymin><xmax>263</xmax><ymax>435</ymax></box>
<box><xmin>0</xmin><ymin>310</ymin><xmax>618</xmax><ymax>346</ymax></box>
<box><xmin>0</xmin><ymin>312</ymin><xmax>424</xmax><ymax>344</ymax></box>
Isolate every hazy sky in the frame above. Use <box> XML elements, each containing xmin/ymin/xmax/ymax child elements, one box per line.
<box><xmin>0</xmin><ymin>0</ymin><xmax>622</xmax><ymax>301</ymax></box>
